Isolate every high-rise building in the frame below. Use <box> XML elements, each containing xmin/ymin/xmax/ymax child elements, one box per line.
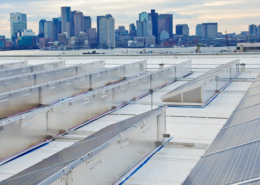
<box><xmin>129</xmin><ymin>23</ymin><xmax>136</xmax><ymax>37</ymax></box>
<box><xmin>148</xmin><ymin>9</ymin><xmax>158</xmax><ymax>43</ymax></box>
<box><xmin>98</xmin><ymin>15</ymin><xmax>115</xmax><ymax>48</ymax></box>
<box><xmin>202</xmin><ymin>23</ymin><xmax>218</xmax><ymax>39</ymax></box>
<box><xmin>249</xmin><ymin>24</ymin><xmax>257</xmax><ymax>35</ymax></box>
<box><xmin>70</xmin><ymin>10</ymin><xmax>77</xmax><ymax>37</ymax></box>
<box><xmin>74</xmin><ymin>11</ymin><xmax>84</xmax><ymax>37</ymax></box>
<box><xmin>136</xmin><ymin>21</ymin><xmax>148</xmax><ymax>37</ymax></box>
<box><xmin>158</xmin><ymin>14</ymin><xmax>173</xmax><ymax>38</ymax></box>
<box><xmin>196</xmin><ymin>24</ymin><xmax>202</xmax><ymax>37</ymax></box>
<box><xmin>10</xmin><ymin>12</ymin><xmax>27</xmax><ymax>41</ymax></box>
<box><xmin>258</xmin><ymin>25</ymin><xmax>260</xmax><ymax>37</ymax></box>
<box><xmin>44</xmin><ymin>21</ymin><xmax>54</xmax><ymax>40</ymax></box>
<box><xmin>139</xmin><ymin>12</ymin><xmax>148</xmax><ymax>22</ymax></box>
<box><xmin>176</xmin><ymin>24</ymin><xmax>189</xmax><ymax>36</ymax></box>
<box><xmin>53</xmin><ymin>18</ymin><xmax>61</xmax><ymax>41</ymax></box>
<box><xmin>88</xmin><ymin>28</ymin><xmax>97</xmax><ymax>44</ymax></box>
<box><xmin>39</xmin><ymin>19</ymin><xmax>46</xmax><ymax>38</ymax></box>
<box><xmin>61</xmin><ymin>7</ymin><xmax>71</xmax><ymax>37</ymax></box>
<box><xmin>147</xmin><ymin>14</ymin><xmax>153</xmax><ymax>35</ymax></box>
<box><xmin>97</xmin><ymin>14</ymin><xmax>112</xmax><ymax>43</ymax></box>
<box><xmin>84</xmin><ymin>16</ymin><xmax>91</xmax><ymax>32</ymax></box>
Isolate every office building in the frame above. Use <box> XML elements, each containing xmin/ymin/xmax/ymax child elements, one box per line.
<box><xmin>196</xmin><ymin>24</ymin><xmax>202</xmax><ymax>37</ymax></box>
<box><xmin>17</xmin><ymin>35</ymin><xmax>37</xmax><ymax>47</ymax></box>
<box><xmin>58</xmin><ymin>33</ymin><xmax>69</xmax><ymax>45</ymax></box>
<box><xmin>139</xmin><ymin>12</ymin><xmax>148</xmax><ymax>22</ymax></box>
<box><xmin>74</xmin><ymin>11</ymin><xmax>84</xmax><ymax>37</ymax></box>
<box><xmin>10</xmin><ymin>12</ymin><xmax>27</xmax><ymax>41</ymax></box>
<box><xmin>145</xmin><ymin>35</ymin><xmax>156</xmax><ymax>46</ymax></box>
<box><xmin>136</xmin><ymin>21</ymin><xmax>148</xmax><ymax>37</ymax></box>
<box><xmin>70</xmin><ymin>10</ymin><xmax>77</xmax><ymax>37</ymax></box>
<box><xmin>176</xmin><ymin>24</ymin><xmax>189</xmax><ymax>36</ymax></box>
<box><xmin>129</xmin><ymin>23</ymin><xmax>136</xmax><ymax>37</ymax></box>
<box><xmin>147</xmin><ymin>14</ymin><xmax>153</xmax><ymax>35</ymax></box>
<box><xmin>39</xmin><ymin>19</ymin><xmax>46</xmax><ymax>38</ymax></box>
<box><xmin>88</xmin><ymin>28</ymin><xmax>97</xmax><ymax>44</ymax></box>
<box><xmin>84</xmin><ymin>16</ymin><xmax>91</xmax><ymax>32</ymax></box>
<box><xmin>148</xmin><ymin>9</ymin><xmax>158</xmax><ymax>42</ymax></box>
<box><xmin>98</xmin><ymin>15</ymin><xmax>115</xmax><ymax>48</ymax></box>
<box><xmin>53</xmin><ymin>18</ymin><xmax>61</xmax><ymax>41</ymax></box>
<box><xmin>61</xmin><ymin>7</ymin><xmax>71</xmax><ymax>37</ymax></box>
<box><xmin>202</xmin><ymin>23</ymin><xmax>218</xmax><ymax>39</ymax></box>
<box><xmin>159</xmin><ymin>30</ymin><xmax>169</xmax><ymax>41</ymax></box>
<box><xmin>158</xmin><ymin>14</ymin><xmax>173</xmax><ymax>38</ymax></box>
<box><xmin>249</xmin><ymin>24</ymin><xmax>257</xmax><ymax>35</ymax></box>
<box><xmin>44</xmin><ymin>21</ymin><xmax>54</xmax><ymax>40</ymax></box>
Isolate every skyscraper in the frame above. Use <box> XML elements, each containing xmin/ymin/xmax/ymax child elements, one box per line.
<box><xmin>158</xmin><ymin>14</ymin><xmax>173</xmax><ymax>38</ymax></box>
<box><xmin>129</xmin><ymin>23</ymin><xmax>136</xmax><ymax>37</ymax></box>
<box><xmin>139</xmin><ymin>12</ymin><xmax>148</xmax><ymax>22</ymax></box>
<box><xmin>10</xmin><ymin>12</ymin><xmax>27</xmax><ymax>41</ymax></box>
<box><xmin>61</xmin><ymin>7</ymin><xmax>71</xmax><ymax>37</ymax></box>
<box><xmin>97</xmin><ymin>14</ymin><xmax>112</xmax><ymax>43</ymax></box>
<box><xmin>39</xmin><ymin>19</ymin><xmax>46</xmax><ymax>38</ymax></box>
<box><xmin>196</xmin><ymin>24</ymin><xmax>202</xmax><ymax>37</ymax></box>
<box><xmin>44</xmin><ymin>21</ymin><xmax>54</xmax><ymax>40</ymax></box>
<box><xmin>249</xmin><ymin>24</ymin><xmax>257</xmax><ymax>35</ymax></box>
<box><xmin>147</xmin><ymin>14</ymin><xmax>153</xmax><ymax>35</ymax></box>
<box><xmin>74</xmin><ymin>11</ymin><xmax>84</xmax><ymax>37</ymax></box>
<box><xmin>176</xmin><ymin>24</ymin><xmax>189</xmax><ymax>36</ymax></box>
<box><xmin>136</xmin><ymin>21</ymin><xmax>148</xmax><ymax>37</ymax></box>
<box><xmin>148</xmin><ymin>9</ymin><xmax>158</xmax><ymax>43</ymax></box>
<box><xmin>98</xmin><ymin>15</ymin><xmax>115</xmax><ymax>48</ymax></box>
<box><xmin>53</xmin><ymin>18</ymin><xmax>61</xmax><ymax>41</ymax></box>
<box><xmin>202</xmin><ymin>23</ymin><xmax>218</xmax><ymax>39</ymax></box>
<box><xmin>84</xmin><ymin>16</ymin><xmax>91</xmax><ymax>32</ymax></box>
<box><xmin>70</xmin><ymin>10</ymin><xmax>77</xmax><ymax>37</ymax></box>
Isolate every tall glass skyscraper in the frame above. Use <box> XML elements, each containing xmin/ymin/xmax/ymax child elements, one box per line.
<box><xmin>158</xmin><ymin>14</ymin><xmax>173</xmax><ymax>38</ymax></box>
<box><xmin>10</xmin><ymin>12</ymin><xmax>27</xmax><ymax>41</ymax></box>
<box><xmin>74</xmin><ymin>11</ymin><xmax>84</xmax><ymax>37</ymax></box>
<box><xmin>84</xmin><ymin>16</ymin><xmax>91</xmax><ymax>32</ymax></box>
<box><xmin>39</xmin><ymin>19</ymin><xmax>46</xmax><ymax>38</ymax></box>
<box><xmin>149</xmin><ymin>10</ymin><xmax>158</xmax><ymax>43</ymax></box>
<box><xmin>53</xmin><ymin>18</ymin><xmax>61</xmax><ymax>41</ymax></box>
<box><xmin>98</xmin><ymin>15</ymin><xmax>115</xmax><ymax>48</ymax></box>
<box><xmin>139</xmin><ymin>12</ymin><xmax>148</xmax><ymax>23</ymax></box>
<box><xmin>61</xmin><ymin>7</ymin><xmax>71</xmax><ymax>37</ymax></box>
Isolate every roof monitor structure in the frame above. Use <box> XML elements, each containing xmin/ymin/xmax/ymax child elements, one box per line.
<box><xmin>183</xmin><ymin>73</ymin><xmax>260</xmax><ymax>185</ymax></box>
<box><xmin>0</xmin><ymin>107</ymin><xmax>167</xmax><ymax>185</ymax></box>
<box><xmin>161</xmin><ymin>60</ymin><xmax>240</xmax><ymax>107</ymax></box>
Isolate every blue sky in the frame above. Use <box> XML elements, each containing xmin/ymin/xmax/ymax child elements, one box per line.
<box><xmin>1</xmin><ymin>0</ymin><xmax>260</xmax><ymax>38</ymax></box>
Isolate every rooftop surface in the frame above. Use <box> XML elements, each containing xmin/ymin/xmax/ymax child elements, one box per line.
<box><xmin>0</xmin><ymin>54</ymin><xmax>259</xmax><ymax>184</ymax></box>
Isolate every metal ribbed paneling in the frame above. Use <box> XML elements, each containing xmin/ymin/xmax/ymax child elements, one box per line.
<box><xmin>0</xmin><ymin>108</ymin><xmax>165</xmax><ymax>185</ymax></box>
<box><xmin>183</xmin><ymin>72</ymin><xmax>260</xmax><ymax>185</ymax></box>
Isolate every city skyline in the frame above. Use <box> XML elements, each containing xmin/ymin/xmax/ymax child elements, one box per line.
<box><xmin>1</xmin><ymin>0</ymin><xmax>260</xmax><ymax>38</ymax></box>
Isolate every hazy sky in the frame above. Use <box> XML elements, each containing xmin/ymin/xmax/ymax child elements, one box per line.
<box><xmin>1</xmin><ymin>0</ymin><xmax>260</xmax><ymax>38</ymax></box>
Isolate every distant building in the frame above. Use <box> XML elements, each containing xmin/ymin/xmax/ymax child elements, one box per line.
<box><xmin>74</xmin><ymin>11</ymin><xmax>84</xmax><ymax>37</ymax></box>
<box><xmin>69</xmin><ymin>36</ymin><xmax>79</xmax><ymax>46</ymax></box>
<box><xmin>44</xmin><ymin>21</ymin><xmax>54</xmax><ymax>39</ymax></box>
<box><xmin>202</xmin><ymin>23</ymin><xmax>218</xmax><ymax>39</ymax></box>
<box><xmin>58</xmin><ymin>33</ymin><xmax>69</xmax><ymax>45</ymax></box>
<box><xmin>236</xmin><ymin>42</ymin><xmax>260</xmax><ymax>52</ymax></box>
<box><xmin>17</xmin><ymin>35</ymin><xmax>37</xmax><ymax>48</ymax></box>
<box><xmin>39</xmin><ymin>38</ymin><xmax>52</xmax><ymax>48</ymax></box>
<box><xmin>10</xmin><ymin>12</ymin><xmax>27</xmax><ymax>41</ymax></box>
<box><xmin>241</xmin><ymin>31</ymin><xmax>249</xmax><ymax>35</ymax></box>
<box><xmin>88</xmin><ymin>28</ymin><xmax>97</xmax><ymax>43</ymax></box>
<box><xmin>39</xmin><ymin>19</ymin><xmax>46</xmax><ymax>38</ymax></box>
<box><xmin>176</xmin><ymin>24</ymin><xmax>189</xmax><ymax>36</ymax></box>
<box><xmin>79</xmin><ymin>32</ymin><xmax>88</xmax><ymax>45</ymax></box>
<box><xmin>129</xmin><ymin>23</ymin><xmax>136</xmax><ymax>37</ymax></box>
<box><xmin>139</xmin><ymin>12</ymin><xmax>148</xmax><ymax>22</ymax></box>
<box><xmin>258</xmin><ymin>26</ymin><xmax>260</xmax><ymax>37</ymax></box>
<box><xmin>53</xmin><ymin>18</ymin><xmax>61</xmax><ymax>41</ymax></box>
<box><xmin>148</xmin><ymin>9</ymin><xmax>158</xmax><ymax>43</ymax></box>
<box><xmin>159</xmin><ymin>30</ymin><xmax>169</xmax><ymax>41</ymax></box>
<box><xmin>196</xmin><ymin>24</ymin><xmax>202</xmax><ymax>37</ymax></box>
<box><xmin>21</xmin><ymin>29</ymin><xmax>35</xmax><ymax>36</ymax></box>
<box><xmin>98</xmin><ymin>15</ymin><xmax>115</xmax><ymax>48</ymax></box>
<box><xmin>0</xmin><ymin>38</ymin><xmax>6</xmax><ymax>48</ymax></box>
<box><xmin>249</xmin><ymin>24</ymin><xmax>257</xmax><ymax>35</ymax></box>
<box><xmin>133</xmin><ymin>37</ymin><xmax>145</xmax><ymax>47</ymax></box>
<box><xmin>97</xmin><ymin>14</ymin><xmax>112</xmax><ymax>43</ymax></box>
<box><xmin>70</xmin><ymin>10</ymin><xmax>77</xmax><ymax>37</ymax></box>
<box><xmin>145</xmin><ymin>35</ymin><xmax>156</xmax><ymax>46</ymax></box>
<box><xmin>136</xmin><ymin>21</ymin><xmax>148</xmax><ymax>37</ymax></box>
<box><xmin>84</xmin><ymin>16</ymin><xmax>91</xmax><ymax>32</ymax></box>
<box><xmin>61</xmin><ymin>7</ymin><xmax>71</xmax><ymax>37</ymax></box>
<box><xmin>158</xmin><ymin>14</ymin><xmax>173</xmax><ymax>38</ymax></box>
